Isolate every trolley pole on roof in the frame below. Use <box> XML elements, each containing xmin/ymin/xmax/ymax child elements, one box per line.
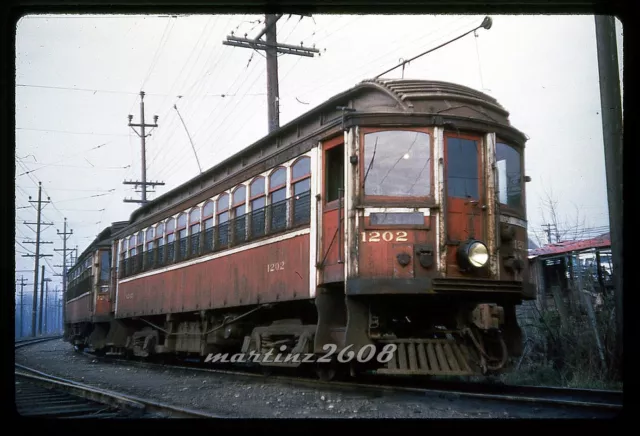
<box><xmin>125</xmin><ymin>91</ymin><xmax>164</xmax><ymax>204</ymax></box>
<box><xmin>594</xmin><ymin>15</ymin><xmax>623</xmax><ymax>377</ymax></box>
<box><xmin>223</xmin><ymin>14</ymin><xmax>320</xmax><ymax>133</ymax></box>
<box><xmin>22</xmin><ymin>181</ymin><xmax>53</xmax><ymax>337</ymax></box>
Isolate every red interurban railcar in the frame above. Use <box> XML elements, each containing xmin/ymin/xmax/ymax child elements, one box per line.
<box><xmin>64</xmin><ymin>78</ymin><xmax>534</xmax><ymax>380</ymax></box>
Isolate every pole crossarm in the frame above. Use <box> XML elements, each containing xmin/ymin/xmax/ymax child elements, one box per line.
<box><xmin>222</xmin><ymin>14</ymin><xmax>319</xmax><ymax>134</ymax></box>
<box><xmin>223</xmin><ymin>36</ymin><xmax>319</xmax><ymax>57</ymax></box>
<box><xmin>125</xmin><ymin>91</ymin><xmax>162</xmax><ymax>204</ymax></box>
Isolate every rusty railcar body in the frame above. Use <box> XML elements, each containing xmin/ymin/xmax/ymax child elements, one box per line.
<box><xmin>65</xmin><ymin>79</ymin><xmax>534</xmax><ymax>378</ymax></box>
<box><xmin>64</xmin><ymin>221</ymin><xmax>128</xmax><ymax>346</ymax></box>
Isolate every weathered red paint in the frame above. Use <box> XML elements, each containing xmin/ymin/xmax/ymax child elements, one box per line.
<box><xmin>66</xmin><ymin>293</ymin><xmax>92</xmax><ymax>324</ymax></box>
<box><xmin>116</xmin><ymin>234</ymin><xmax>311</xmax><ymax>318</ymax></box>
<box><xmin>320</xmin><ymin>206</ymin><xmax>343</xmax><ymax>284</ymax></box>
<box><xmin>444</xmin><ymin>133</ymin><xmax>486</xmax><ymax>278</ymax></box>
<box><xmin>320</xmin><ymin>135</ymin><xmax>345</xmax><ymax>285</ymax></box>
<box><xmin>358</xmin><ymin>229</ymin><xmax>432</xmax><ymax>279</ymax></box>
<box><xmin>93</xmin><ymin>293</ymin><xmax>111</xmax><ymax>318</ymax></box>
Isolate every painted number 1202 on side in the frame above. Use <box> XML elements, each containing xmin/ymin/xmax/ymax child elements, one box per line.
<box><xmin>267</xmin><ymin>261</ymin><xmax>285</xmax><ymax>272</ymax></box>
<box><xmin>361</xmin><ymin>231</ymin><xmax>408</xmax><ymax>242</ymax></box>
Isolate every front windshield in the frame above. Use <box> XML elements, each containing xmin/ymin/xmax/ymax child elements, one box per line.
<box><xmin>363</xmin><ymin>130</ymin><xmax>431</xmax><ymax>197</ymax></box>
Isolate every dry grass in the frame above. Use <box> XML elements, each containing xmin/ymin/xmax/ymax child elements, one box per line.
<box><xmin>500</xmin><ymin>292</ymin><xmax>622</xmax><ymax>390</ymax></box>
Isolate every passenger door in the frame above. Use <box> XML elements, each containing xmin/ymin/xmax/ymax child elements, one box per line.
<box><xmin>319</xmin><ymin>136</ymin><xmax>345</xmax><ymax>284</ymax></box>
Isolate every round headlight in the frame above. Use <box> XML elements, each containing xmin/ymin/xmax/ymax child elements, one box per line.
<box><xmin>468</xmin><ymin>241</ymin><xmax>489</xmax><ymax>267</ymax></box>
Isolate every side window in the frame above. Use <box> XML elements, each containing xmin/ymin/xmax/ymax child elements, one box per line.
<box><xmin>189</xmin><ymin>208</ymin><xmax>201</xmax><ymax>256</ymax></box>
<box><xmin>129</xmin><ymin>235</ymin><xmax>136</xmax><ymax>257</ymax></box>
<box><xmin>232</xmin><ymin>186</ymin><xmax>247</xmax><ymax>244</ymax></box>
<box><xmin>176</xmin><ymin>213</ymin><xmax>187</xmax><ymax>260</ymax></box>
<box><xmin>156</xmin><ymin>222</ymin><xmax>166</xmax><ymax>266</ymax></box>
<box><xmin>217</xmin><ymin>194</ymin><xmax>230</xmax><ymax>248</ymax></box>
<box><xmin>166</xmin><ymin>218</ymin><xmax>176</xmax><ymax>262</ymax></box>
<box><xmin>269</xmin><ymin>167</ymin><xmax>287</xmax><ymax>232</ymax></box>
<box><xmin>136</xmin><ymin>231</ymin><xmax>143</xmax><ymax>255</ymax></box>
<box><xmin>325</xmin><ymin>144</ymin><xmax>344</xmax><ymax>203</ymax></box>
<box><xmin>250</xmin><ymin>177</ymin><xmax>266</xmax><ymax>238</ymax></box>
<box><xmin>146</xmin><ymin>228</ymin><xmax>155</xmax><ymax>252</ymax></box>
<box><xmin>291</xmin><ymin>157</ymin><xmax>311</xmax><ymax>225</ymax></box>
<box><xmin>496</xmin><ymin>142</ymin><xmax>523</xmax><ymax>209</ymax></box>
<box><xmin>143</xmin><ymin>229</ymin><xmax>154</xmax><ymax>270</ymax></box>
<box><xmin>203</xmin><ymin>200</ymin><xmax>215</xmax><ymax>252</ymax></box>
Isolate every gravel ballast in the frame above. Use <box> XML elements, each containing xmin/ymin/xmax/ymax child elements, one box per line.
<box><xmin>15</xmin><ymin>339</ymin><xmax>615</xmax><ymax>419</ymax></box>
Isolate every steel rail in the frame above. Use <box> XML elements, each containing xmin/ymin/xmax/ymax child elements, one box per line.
<box><xmin>15</xmin><ymin>336</ymin><xmax>227</xmax><ymax>418</ymax></box>
<box><xmin>78</xmin><ymin>350</ymin><xmax>623</xmax><ymax>412</ymax></box>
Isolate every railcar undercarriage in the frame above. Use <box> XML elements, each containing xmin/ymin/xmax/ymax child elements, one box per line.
<box><xmin>66</xmin><ymin>290</ymin><xmax>523</xmax><ymax>381</ymax></box>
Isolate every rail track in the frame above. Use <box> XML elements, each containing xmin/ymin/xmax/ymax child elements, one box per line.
<box><xmin>14</xmin><ymin>337</ymin><xmax>225</xmax><ymax>418</ymax></box>
<box><xmin>77</xmin><ymin>347</ymin><xmax>622</xmax><ymax>413</ymax></box>
<box><xmin>16</xmin><ymin>337</ymin><xmax>622</xmax><ymax>415</ymax></box>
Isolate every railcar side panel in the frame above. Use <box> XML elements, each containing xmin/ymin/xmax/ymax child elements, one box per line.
<box><xmin>115</xmin><ymin>233</ymin><xmax>311</xmax><ymax>317</ymax></box>
<box><xmin>66</xmin><ymin>293</ymin><xmax>92</xmax><ymax>324</ymax></box>
<box><xmin>93</xmin><ymin>293</ymin><xmax>111</xmax><ymax>319</ymax></box>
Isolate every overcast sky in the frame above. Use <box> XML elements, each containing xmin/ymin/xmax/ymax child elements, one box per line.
<box><xmin>15</xmin><ymin>13</ymin><xmax>623</xmax><ymax>291</ymax></box>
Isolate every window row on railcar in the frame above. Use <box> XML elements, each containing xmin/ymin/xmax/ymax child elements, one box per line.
<box><xmin>118</xmin><ymin>155</ymin><xmax>312</xmax><ymax>279</ymax></box>
<box><xmin>66</xmin><ymin>256</ymin><xmax>92</xmax><ymax>301</ymax></box>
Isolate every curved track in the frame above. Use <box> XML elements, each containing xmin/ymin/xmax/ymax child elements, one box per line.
<box><xmin>14</xmin><ymin>337</ymin><xmax>224</xmax><ymax>418</ymax></box>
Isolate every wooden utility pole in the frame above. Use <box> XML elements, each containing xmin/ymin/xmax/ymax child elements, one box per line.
<box><xmin>223</xmin><ymin>14</ymin><xmax>319</xmax><ymax>133</ymax></box>
<box><xmin>542</xmin><ymin>223</ymin><xmax>555</xmax><ymax>244</ymax></box>
<box><xmin>44</xmin><ymin>277</ymin><xmax>50</xmax><ymax>334</ymax></box>
<box><xmin>38</xmin><ymin>265</ymin><xmax>45</xmax><ymax>335</ymax></box>
<box><xmin>594</xmin><ymin>15</ymin><xmax>623</xmax><ymax>376</ymax></box>
<box><xmin>125</xmin><ymin>91</ymin><xmax>164</xmax><ymax>204</ymax></box>
<box><xmin>16</xmin><ymin>276</ymin><xmax>30</xmax><ymax>338</ymax></box>
<box><xmin>22</xmin><ymin>181</ymin><xmax>53</xmax><ymax>337</ymax></box>
<box><xmin>54</xmin><ymin>217</ymin><xmax>73</xmax><ymax>328</ymax></box>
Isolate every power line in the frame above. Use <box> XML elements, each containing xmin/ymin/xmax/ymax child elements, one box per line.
<box><xmin>16</xmin><ymin>127</ymin><xmax>129</xmax><ymax>136</ymax></box>
<box><xmin>139</xmin><ymin>17</ymin><xmax>176</xmax><ymax>91</ymax></box>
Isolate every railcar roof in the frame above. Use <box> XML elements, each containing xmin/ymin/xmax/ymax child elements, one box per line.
<box><xmin>119</xmin><ymin>78</ymin><xmax>513</xmax><ymax>232</ymax></box>
<box><xmin>69</xmin><ymin>221</ymin><xmax>128</xmax><ymax>271</ymax></box>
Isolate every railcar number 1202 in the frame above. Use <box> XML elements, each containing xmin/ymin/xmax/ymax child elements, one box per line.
<box><xmin>267</xmin><ymin>261</ymin><xmax>285</xmax><ymax>272</ymax></box>
<box><xmin>361</xmin><ymin>231</ymin><xmax>408</xmax><ymax>242</ymax></box>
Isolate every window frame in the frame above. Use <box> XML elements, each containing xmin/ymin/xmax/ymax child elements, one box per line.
<box><xmin>443</xmin><ymin>131</ymin><xmax>485</xmax><ymax>203</ymax></box>
<box><xmin>154</xmin><ymin>222</ymin><xmax>165</xmax><ymax>246</ymax></box>
<box><xmin>189</xmin><ymin>207</ymin><xmax>201</xmax><ymax>235</ymax></box>
<box><xmin>359</xmin><ymin>127</ymin><xmax>435</xmax><ymax>206</ymax></box>
<box><xmin>495</xmin><ymin>138</ymin><xmax>525</xmax><ymax>217</ymax></box>
<box><xmin>268</xmin><ymin>166</ymin><xmax>287</xmax><ymax>204</ymax></box>
<box><xmin>145</xmin><ymin>227</ymin><xmax>155</xmax><ymax>252</ymax></box>
<box><xmin>216</xmin><ymin>193</ymin><xmax>231</xmax><ymax>248</ymax></box>
<box><xmin>290</xmin><ymin>156</ymin><xmax>311</xmax><ymax>226</ymax></box>
<box><xmin>249</xmin><ymin>176</ymin><xmax>266</xmax><ymax>209</ymax></box>
<box><xmin>217</xmin><ymin>193</ymin><xmax>230</xmax><ymax>223</ymax></box>
<box><xmin>323</xmin><ymin>135</ymin><xmax>344</xmax><ymax>212</ymax></box>
<box><xmin>231</xmin><ymin>184</ymin><xmax>247</xmax><ymax>218</ymax></box>
<box><xmin>203</xmin><ymin>200</ymin><xmax>215</xmax><ymax>224</ymax></box>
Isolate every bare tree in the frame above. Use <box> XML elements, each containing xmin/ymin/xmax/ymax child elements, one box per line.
<box><xmin>537</xmin><ymin>186</ymin><xmax>588</xmax><ymax>244</ymax></box>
